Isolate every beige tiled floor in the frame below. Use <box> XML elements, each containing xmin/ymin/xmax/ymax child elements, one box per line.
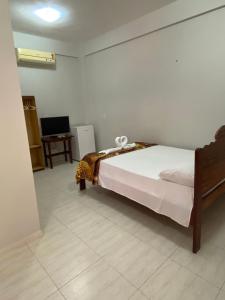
<box><xmin>1</xmin><ymin>163</ymin><xmax>225</xmax><ymax>299</ymax></box>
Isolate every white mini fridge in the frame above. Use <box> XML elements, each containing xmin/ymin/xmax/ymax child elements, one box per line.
<box><xmin>71</xmin><ymin>125</ymin><xmax>96</xmax><ymax>161</ymax></box>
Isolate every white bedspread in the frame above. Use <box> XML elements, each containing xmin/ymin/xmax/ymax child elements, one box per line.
<box><xmin>98</xmin><ymin>145</ymin><xmax>194</xmax><ymax>227</ymax></box>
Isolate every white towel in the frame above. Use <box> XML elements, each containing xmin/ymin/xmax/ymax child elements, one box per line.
<box><xmin>120</xmin><ymin>136</ymin><xmax>128</xmax><ymax>147</ymax></box>
<box><xmin>115</xmin><ymin>137</ymin><xmax>121</xmax><ymax>147</ymax></box>
<box><xmin>99</xmin><ymin>147</ymin><xmax>121</xmax><ymax>155</ymax></box>
<box><xmin>99</xmin><ymin>143</ymin><xmax>136</xmax><ymax>155</ymax></box>
<box><xmin>123</xmin><ymin>143</ymin><xmax>136</xmax><ymax>149</ymax></box>
<box><xmin>115</xmin><ymin>136</ymin><xmax>128</xmax><ymax>148</ymax></box>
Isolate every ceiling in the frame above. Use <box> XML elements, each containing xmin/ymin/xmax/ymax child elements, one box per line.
<box><xmin>10</xmin><ymin>0</ymin><xmax>176</xmax><ymax>42</ymax></box>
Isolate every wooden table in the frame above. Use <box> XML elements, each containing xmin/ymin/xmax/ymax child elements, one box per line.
<box><xmin>42</xmin><ymin>135</ymin><xmax>73</xmax><ymax>169</ymax></box>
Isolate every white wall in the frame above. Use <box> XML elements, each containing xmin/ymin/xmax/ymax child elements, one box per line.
<box><xmin>84</xmin><ymin>0</ymin><xmax>225</xmax><ymax>55</ymax></box>
<box><xmin>12</xmin><ymin>1</ymin><xmax>225</xmax><ymax>153</ymax></box>
<box><xmin>83</xmin><ymin>3</ymin><xmax>225</xmax><ymax>150</ymax></box>
<box><xmin>18</xmin><ymin>56</ymin><xmax>83</xmax><ymax>125</ymax></box>
<box><xmin>0</xmin><ymin>1</ymin><xmax>40</xmax><ymax>248</ymax></box>
<box><xmin>14</xmin><ymin>32</ymin><xmax>84</xmax><ymax>126</ymax></box>
<box><xmin>14</xmin><ymin>32</ymin><xmax>81</xmax><ymax>57</ymax></box>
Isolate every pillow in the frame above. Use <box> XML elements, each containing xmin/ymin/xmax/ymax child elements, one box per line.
<box><xmin>159</xmin><ymin>164</ymin><xmax>194</xmax><ymax>187</ymax></box>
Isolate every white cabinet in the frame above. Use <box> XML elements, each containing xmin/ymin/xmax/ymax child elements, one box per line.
<box><xmin>71</xmin><ymin>125</ymin><xmax>96</xmax><ymax>161</ymax></box>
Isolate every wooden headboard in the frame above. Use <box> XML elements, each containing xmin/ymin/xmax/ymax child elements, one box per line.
<box><xmin>194</xmin><ymin>126</ymin><xmax>225</xmax><ymax>209</ymax></box>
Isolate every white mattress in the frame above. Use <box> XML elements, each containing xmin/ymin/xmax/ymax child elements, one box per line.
<box><xmin>98</xmin><ymin>145</ymin><xmax>194</xmax><ymax>227</ymax></box>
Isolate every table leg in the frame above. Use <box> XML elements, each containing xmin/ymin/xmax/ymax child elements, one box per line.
<box><xmin>80</xmin><ymin>179</ymin><xmax>86</xmax><ymax>190</ymax></box>
<box><xmin>47</xmin><ymin>142</ymin><xmax>53</xmax><ymax>169</ymax></box>
<box><xmin>68</xmin><ymin>139</ymin><xmax>73</xmax><ymax>163</ymax></box>
<box><xmin>43</xmin><ymin>141</ymin><xmax>48</xmax><ymax>167</ymax></box>
<box><xmin>63</xmin><ymin>141</ymin><xmax>68</xmax><ymax>161</ymax></box>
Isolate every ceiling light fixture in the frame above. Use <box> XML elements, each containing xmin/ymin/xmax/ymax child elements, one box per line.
<box><xmin>34</xmin><ymin>7</ymin><xmax>61</xmax><ymax>23</ymax></box>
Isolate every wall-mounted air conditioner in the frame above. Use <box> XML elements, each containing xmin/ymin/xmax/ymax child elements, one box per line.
<box><xmin>16</xmin><ymin>48</ymin><xmax>56</xmax><ymax>65</ymax></box>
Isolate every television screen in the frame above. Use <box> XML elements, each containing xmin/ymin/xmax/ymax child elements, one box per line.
<box><xmin>40</xmin><ymin>116</ymin><xmax>70</xmax><ymax>136</ymax></box>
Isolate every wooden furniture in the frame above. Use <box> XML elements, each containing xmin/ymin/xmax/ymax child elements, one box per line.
<box><xmin>79</xmin><ymin>125</ymin><xmax>225</xmax><ymax>253</ymax></box>
<box><xmin>192</xmin><ymin>125</ymin><xmax>225</xmax><ymax>253</ymax></box>
<box><xmin>42</xmin><ymin>135</ymin><xmax>73</xmax><ymax>169</ymax></box>
<box><xmin>22</xmin><ymin>96</ymin><xmax>45</xmax><ymax>172</ymax></box>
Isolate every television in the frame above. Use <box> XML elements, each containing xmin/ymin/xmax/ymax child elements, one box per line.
<box><xmin>40</xmin><ymin>116</ymin><xmax>70</xmax><ymax>136</ymax></box>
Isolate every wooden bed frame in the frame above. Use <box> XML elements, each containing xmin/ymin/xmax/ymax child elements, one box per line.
<box><xmin>79</xmin><ymin>126</ymin><xmax>225</xmax><ymax>253</ymax></box>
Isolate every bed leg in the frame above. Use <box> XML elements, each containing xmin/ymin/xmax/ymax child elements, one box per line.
<box><xmin>80</xmin><ymin>179</ymin><xmax>86</xmax><ymax>191</ymax></box>
<box><xmin>192</xmin><ymin>208</ymin><xmax>201</xmax><ymax>253</ymax></box>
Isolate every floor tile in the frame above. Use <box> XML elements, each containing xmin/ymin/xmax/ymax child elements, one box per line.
<box><xmin>129</xmin><ymin>290</ymin><xmax>148</xmax><ymax>300</ymax></box>
<box><xmin>141</xmin><ymin>260</ymin><xmax>219</xmax><ymax>300</ymax></box>
<box><xmin>40</xmin><ymin>197</ymin><xmax>76</xmax><ymax>212</ymax></box>
<box><xmin>105</xmin><ymin>236</ymin><xmax>167</xmax><ymax>288</ymax></box>
<box><xmin>216</xmin><ymin>288</ymin><xmax>225</xmax><ymax>300</ymax></box>
<box><xmin>0</xmin><ymin>243</ymin><xmax>32</xmax><ymax>270</ymax></box>
<box><xmin>60</xmin><ymin>259</ymin><xmax>136</xmax><ymax>300</ymax></box>
<box><xmin>171</xmin><ymin>243</ymin><xmax>225</xmax><ymax>288</ymax></box>
<box><xmin>133</xmin><ymin>218</ymin><xmax>179</xmax><ymax>256</ymax></box>
<box><xmin>106</xmin><ymin>206</ymin><xmax>150</xmax><ymax>234</ymax></box>
<box><xmin>73</xmin><ymin>217</ymin><xmax>135</xmax><ymax>257</ymax></box>
<box><xmin>203</xmin><ymin>217</ymin><xmax>225</xmax><ymax>251</ymax></box>
<box><xmin>29</xmin><ymin>229</ymin><xmax>99</xmax><ymax>287</ymax></box>
<box><xmin>1</xmin><ymin>163</ymin><xmax>222</xmax><ymax>300</ymax></box>
<box><xmin>28</xmin><ymin>222</ymin><xmax>77</xmax><ymax>256</ymax></box>
<box><xmin>67</xmin><ymin>208</ymin><xmax>109</xmax><ymax>236</ymax></box>
<box><xmin>80</xmin><ymin>188</ymin><xmax>128</xmax><ymax>218</ymax></box>
<box><xmin>47</xmin><ymin>291</ymin><xmax>65</xmax><ymax>300</ymax></box>
<box><xmin>53</xmin><ymin>201</ymin><xmax>86</xmax><ymax>225</ymax></box>
<box><xmin>0</xmin><ymin>244</ymin><xmax>56</xmax><ymax>300</ymax></box>
<box><xmin>38</xmin><ymin>215</ymin><xmax>68</xmax><ymax>235</ymax></box>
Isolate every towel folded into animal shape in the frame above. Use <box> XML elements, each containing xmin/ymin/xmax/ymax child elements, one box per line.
<box><xmin>99</xmin><ymin>143</ymin><xmax>136</xmax><ymax>155</ymax></box>
<box><xmin>115</xmin><ymin>136</ymin><xmax>128</xmax><ymax>147</ymax></box>
<box><xmin>98</xmin><ymin>136</ymin><xmax>136</xmax><ymax>154</ymax></box>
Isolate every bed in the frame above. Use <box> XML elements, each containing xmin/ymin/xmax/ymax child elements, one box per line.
<box><xmin>77</xmin><ymin>126</ymin><xmax>225</xmax><ymax>253</ymax></box>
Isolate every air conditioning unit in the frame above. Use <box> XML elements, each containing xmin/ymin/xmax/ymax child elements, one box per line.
<box><xmin>16</xmin><ymin>48</ymin><xmax>56</xmax><ymax>65</ymax></box>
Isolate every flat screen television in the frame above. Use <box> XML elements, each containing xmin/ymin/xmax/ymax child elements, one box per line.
<box><xmin>40</xmin><ymin>116</ymin><xmax>70</xmax><ymax>136</ymax></box>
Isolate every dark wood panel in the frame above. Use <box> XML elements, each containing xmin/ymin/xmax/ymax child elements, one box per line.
<box><xmin>193</xmin><ymin>125</ymin><xmax>225</xmax><ymax>253</ymax></box>
<box><xmin>195</xmin><ymin>126</ymin><xmax>225</xmax><ymax>197</ymax></box>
